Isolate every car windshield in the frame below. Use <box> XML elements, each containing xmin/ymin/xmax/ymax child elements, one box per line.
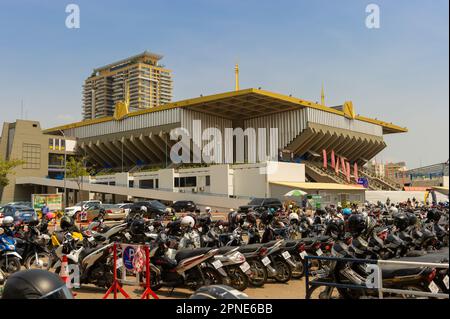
<box><xmin>14</xmin><ymin>206</ymin><xmax>34</xmax><ymax>212</ymax></box>
<box><xmin>102</xmin><ymin>204</ymin><xmax>119</xmax><ymax>209</ymax></box>
<box><xmin>249</xmin><ymin>198</ymin><xmax>264</xmax><ymax>206</ymax></box>
<box><xmin>149</xmin><ymin>201</ymin><xmax>166</xmax><ymax>210</ymax></box>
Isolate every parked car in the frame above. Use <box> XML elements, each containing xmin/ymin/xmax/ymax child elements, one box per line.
<box><xmin>238</xmin><ymin>198</ymin><xmax>283</xmax><ymax>215</ymax></box>
<box><xmin>7</xmin><ymin>202</ymin><xmax>33</xmax><ymax>208</ymax></box>
<box><xmin>82</xmin><ymin>203</ymin><xmax>127</xmax><ymax>221</ymax></box>
<box><xmin>128</xmin><ymin>201</ymin><xmax>172</xmax><ymax>219</ymax></box>
<box><xmin>117</xmin><ymin>203</ymin><xmax>134</xmax><ymax>215</ymax></box>
<box><xmin>0</xmin><ymin>205</ymin><xmax>39</xmax><ymax>224</ymax></box>
<box><xmin>64</xmin><ymin>200</ymin><xmax>102</xmax><ymax>218</ymax></box>
<box><xmin>171</xmin><ymin>200</ymin><xmax>197</xmax><ymax>213</ymax></box>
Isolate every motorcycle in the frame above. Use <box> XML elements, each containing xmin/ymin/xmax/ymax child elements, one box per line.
<box><xmin>149</xmin><ymin>232</ymin><xmax>223</xmax><ymax>291</ymax></box>
<box><xmin>53</xmin><ymin>232</ymin><xmax>118</xmax><ymax>288</ymax></box>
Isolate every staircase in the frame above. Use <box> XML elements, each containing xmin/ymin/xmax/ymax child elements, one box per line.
<box><xmin>358</xmin><ymin>167</ymin><xmax>402</xmax><ymax>191</ymax></box>
<box><xmin>304</xmin><ymin>160</ymin><xmax>356</xmax><ymax>186</ymax></box>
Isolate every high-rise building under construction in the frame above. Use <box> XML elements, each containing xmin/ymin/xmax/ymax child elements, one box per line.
<box><xmin>82</xmin><ymin>51</ymin><xmax>173</xmax><ymax>120</ymax></box>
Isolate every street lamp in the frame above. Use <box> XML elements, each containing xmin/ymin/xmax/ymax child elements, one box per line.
<box><xmin>59</xmin><ymin>130</ymin><xmax>67</xmax><ymax>209</ymax></box>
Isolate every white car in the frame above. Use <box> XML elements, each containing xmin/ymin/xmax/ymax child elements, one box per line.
<box><xmin>64</xmin><ymin>200</ymin><xmax>102</xmax><ymax>218</ymax></box>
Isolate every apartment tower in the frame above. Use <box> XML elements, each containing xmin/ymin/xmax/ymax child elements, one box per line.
<box><xmin>82</xmin><ymin>51</ymin><xmax>173</xmax><ymax>120</ymax></box>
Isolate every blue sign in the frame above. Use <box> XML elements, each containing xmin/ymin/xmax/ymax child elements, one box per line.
<box><xmin>122</xmin><ymin>246</ymin><xmax>136</xmax><ymax>270</ymax></box>
<box><xmin>358</xmin><ymin>178</ymin><xmax>369</xmax><ymax>188</ymax></box>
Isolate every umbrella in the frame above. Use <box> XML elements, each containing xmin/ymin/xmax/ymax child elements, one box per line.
<box><xmin>284</xmin><ymin>190</ymin><xmax>308</xmax><ymax>197</ymax></box>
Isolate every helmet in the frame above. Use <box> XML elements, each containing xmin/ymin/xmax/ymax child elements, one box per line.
<box><xmin>232</xmin><ymin>213</ymin><xmax>244</xmax><ymax>226</ymax></box>
<box><xmin>45</xmin><ymin>212</ymin><xmax>55</xmax><ymax>220</ymax></box>
<box><xmin>181</xmin><ymin>216</ymin><xmax>195</xmax><ymax>228</ymax></box>
<box><xmin>205</xmin><ymin>207</ymin><xmax>212</xmax><ymax>214</ymax></box>
<box><xmin>390</xmin><ymin>206</ymin><xmax>399</xmax><ymax>214</ymax></box>
<box><xmin>140</xmin><ymin>206</ymin><xmax>148</xmax><ymax>213</ymax></box>
<box><xmin>342</xmin><ymin>208</ymin><xmax>352</xmax><ymax>217</ymax></box>
<box><xmin>190</xmin><ymin>285</ymin><xmax>249</xmax><ymax>299</ymax></box>
<box><xmin>406</xmin><ymin>212</ymin><xmax>418</xmax><ymax>226</ymax></box>
<box><xmin>60</xmin><ymin>216</ymin><xmax>74</xmax><ymax>230</ymax></box>
<box><xmin>394</xmin><ymin>214</ymin><xmax>409</xmax><ymax>231</ymax></box>
<box><xmin>288</xmin><ymin>204</ymin><xmax>293</xmax><ymax>209</ymax></box>
<box><xmin>260</xmin><ymin>211</ymin><xmax>274</xmax><ymax>225</ymax></box>
<box><xmin>1</xmin><ymin>216</ymin><xmax>14</xmax><ymax>226</ymax></box>
<box><xmin>347</xmin><ymin>214</ymin><xmax>367</xmax><ymax>236</ymax></box>
<box><xmin>326</xmin><ymin>219</ymin><xmax>345</xmax><ymax>239</ymax></box>
<box><xmin>1</xmin><ymin>269</ymin><xmax>73</xmax><ymax>299</ymax></box>
<box><xmin>130</xmin><ymin>219</ymin><xmax>145</xmax><ymax>235</ymax></box>
<box><xmin>246</xmin><ymin>212</ymin><xmax>257</xmax><ymax>225</ymax></box>
<box><xmin>288</xmin><ymin>213</ymin><xmax>299</xmax><ymax>224</ymax></box>
<box><xmin>427</xmin><ymin>209</ymin><xmax>441</xmax><ymax>223</ymax></box>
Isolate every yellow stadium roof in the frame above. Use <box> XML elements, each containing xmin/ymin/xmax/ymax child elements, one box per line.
<box><xmin>271</xmin><ymin>181</ymin><xmax>366</xmax><ymax>191</ymax></box>
<box><xmin>45</xmin><ymin>88</ymin><xmax>408</xmax><ymax>135</ymax></box>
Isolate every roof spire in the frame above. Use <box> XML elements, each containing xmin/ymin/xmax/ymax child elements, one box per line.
<box><xmin>235</xmin><ymin>63</ymin><xmax>240</xmax><ymax>91</ymax></box>
<box><xmin>321</xmin><ymin>83</ymin><xmax>325</xmax><ymax>105</ymax></box>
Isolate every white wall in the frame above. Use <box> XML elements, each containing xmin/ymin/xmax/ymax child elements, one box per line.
<box><xmin>366</xmin><ymin>191</ymin><xmax>448</xmax><ymax>203</ymax></box>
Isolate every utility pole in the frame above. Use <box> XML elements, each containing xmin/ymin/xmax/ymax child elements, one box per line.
<box><xmin>59</xmin><ymin>130</ymin><xmax>67</xmax><ymax>209</ymax></box>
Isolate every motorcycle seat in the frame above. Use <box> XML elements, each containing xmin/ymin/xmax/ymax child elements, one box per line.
<box><xmin>175</xmin><ymin>248</ymin><xmax>212</xmax><ymax>262</ymax></box>
<box><xmin>238</xmin><ymin>244</ymin><xmax>263</xmax><ymax>254</ymax></box>
<box><xmin>217</xmin><ymin>246</ymin><xmax>238</xmax><ymax>254</ymax></box>
<box><xmin>381</xmin><ymin>266</ymin><xmax>425</xmax><ymax>279</ymax></box>
<box><xmin>284</xmin><ymin>240</ymin><xmax>301</xmax><ymax>248</ymax></box>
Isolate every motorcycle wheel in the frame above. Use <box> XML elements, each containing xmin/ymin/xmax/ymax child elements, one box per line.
<box><xmin>290</xmin><ymin>255</ymin><xmax>305</xmax><ymax>279</ymax></box>
<box><xmin>248</xmin><ymin>260</ymin><xmax>267</xmax><ymax>287</ymax></box>
<box><xmin>227</xmin><ymin>266</ymin><xmax>249</xmax><ymax>291</ymax></box>
<box><xmin>25</xmin><ymin>252</ymin><xmax>52</xmax><ymax>270</ymax></box>
<box><xmin>307</xmin><ymin>285</ymin><xmax>341</xmax><ymax>299</ymax></box>
<box><xmin>202</xmin><ymin>267</ymin><xmax>223</xmax><ymax>287</ymax></box>
<box><xmin>273</xmin><ymin>260</ymin><xmax>292</xmax><ymax>283</ymax></box>
<box><xmin>0</xmin><ymin>256</ymin><xmax>22</xmax><ymax>274</ymax></box>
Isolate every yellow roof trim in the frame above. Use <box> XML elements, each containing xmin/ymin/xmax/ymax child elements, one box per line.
<box><xmin>44</xmin><ymin>88</ymin><xmax>408</xmax><ymax>134</ymax></box>
<box><xmin>271</xmin><ymin>181</ymin><xmax>366</xmax><ymax>191</ymax></box>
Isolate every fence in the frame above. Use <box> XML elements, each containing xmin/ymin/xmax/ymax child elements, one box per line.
<box><xmin>304</xmin><ymin>255</ymin><xmax>449</xmax><ymax>299</ymax></box>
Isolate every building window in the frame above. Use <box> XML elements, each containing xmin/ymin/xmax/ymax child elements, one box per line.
<box><xmin>140</xmin><ymin>179</ymin><xmax>155</xmax><ymax>189</ymax></box>
<box><xmin>205</xmin><ymin>175</ymin><xmax>211</xmax><ymax>186</ymax></box>
<box><xmin>22</xmin><ymin>143</ymin><xmax>41</xmax><ymax>169</ymax></box>
<box><xmin>49</xmin><ymin>139</ymin><xmax>54</xmax><ymax>150</ymax></box>
<box><xmin>155</xmin><ymin>179</ymin><xmax>159</xmax><ymax>189</ymax></box>
<box><xmin>174</xmin><ymin>177</ymin><xmax>197</xmax><ymax>188</ymax></box>
<box><xmin>129</xmin><ymin>181</ymin><xmax>134</xmax><ymax>188</ymax></box>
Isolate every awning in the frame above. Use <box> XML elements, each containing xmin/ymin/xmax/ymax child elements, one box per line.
<box><xmin>271</xmin><ymin>182</ymin><xmax>366</xmax><ymax>191</ymax></box>
<box><xmin>432</xmin><ymin>186</ymin><xmax>449</xmax><ymax>196</ymax></box>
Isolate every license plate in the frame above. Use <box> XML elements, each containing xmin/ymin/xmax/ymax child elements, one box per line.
<box><xmin>300</xmin><ymin>251</ymin><xmax>308</xmax><ymax>259</ymax></box>
<box><xmin>212</xmin><ymin>260</ymin><xmax>223</xmax><ymax>269</ymax></box>
<box><xmin>88</xmin><ymin>237</ymin><xmax>95</xmax><ymax>242</ymax></box>
<box><xmin>282</xmin><ymin>251</ymin><xmax>291</xmax><ymax>260</ymax></box>
<box><xmin>316</xmin><ymin>249</ymin><xmax>323</xmax><ymax>256</ymax></box>
<box><xmin>429</xmin><ymin>281</ymin><xmax>440</xmax><ymax>294</ymax></box>
<box><xmin>443</xmin><ymin>276</ymin><xmax>449</xmax><ymax>290</ymax></box>
<box><xmin>116</xmin><ymin>258</ymin><xmax>123</xmax><ymax>269</ymax></box>
<box><xmin>124</xmin><ymin>232</ymin><xmax>131</xmax><ymax>240</ymax></box>
<box><xmin>24</xmin><ymin>214</ymin><xmax>31</xmax><ymax>217</ymax></box>
<box><xmin>262</xmin><ymin>257</ymin><xmax>271</xmax><ymax>266</ymax></box>
<box><xmin>240</xmin><ymin>262</ymin><xmax>251</xmax><ymax>273</ymax></box>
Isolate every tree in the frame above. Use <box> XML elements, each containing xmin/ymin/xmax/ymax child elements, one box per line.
<box><xmin>0</xmin><ymin>159</ymin><xmax>24</xmax><ymax>188</ymax></box>
<box><xmin>66</xmin><ymin>157</ymin><xmax>92</xmax><ymax>197</ymax></box>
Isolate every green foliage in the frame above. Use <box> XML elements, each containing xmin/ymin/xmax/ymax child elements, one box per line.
<box><xmin>66</xmin><ymin>157</ymin><xmax>92</xmax><ymax>190</ymax></box>
<box><xmin>0</xmin><ymin>159</ymin><xmax>24</xmax><ymax>188</ymax></box>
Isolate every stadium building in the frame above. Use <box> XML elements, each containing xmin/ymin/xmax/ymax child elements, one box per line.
<box><xmin>1</xmin><ymin>83</ymin><xmax>411</xmax><ymax>208</ymax></box>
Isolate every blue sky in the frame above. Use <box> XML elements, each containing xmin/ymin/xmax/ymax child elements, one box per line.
<box><xmin>0</xmin><ymin>0</ymin><xmax>448</xmax><ymax>168</ymax></box>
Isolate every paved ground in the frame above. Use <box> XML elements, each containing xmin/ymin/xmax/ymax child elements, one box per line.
<box><xmin>74</xmin><ymin>278</ymin><xmax>307</xmax><ymax>299</ymax></box>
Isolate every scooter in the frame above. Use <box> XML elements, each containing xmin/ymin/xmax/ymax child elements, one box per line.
<box><xmin>0</xmin><ymin>228</ymin><xmax>22</xmax><ymax>275</ymax></box>
<box><xmin>53</xmin><ymin>232</ymin><xmax>117</xmax><ymax>288</ymax></box>
<box><xmin>149</xmin><ymin>233</ymin><xmax>223</xmax><ymax>291</ymax></box>
<box><xmin>208</xmin><ymin>246</ymin><xmax>251</xmax><ymax>291</ymax></box>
